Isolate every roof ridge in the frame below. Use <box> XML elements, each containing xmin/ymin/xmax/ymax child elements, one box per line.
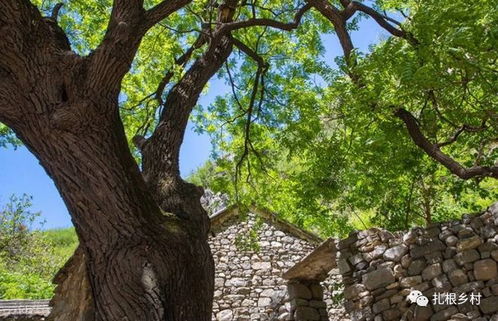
<box><xmin>209</xmin><ymin>204</ymin><xmax>323</xmax><ymax>244</ymax></box>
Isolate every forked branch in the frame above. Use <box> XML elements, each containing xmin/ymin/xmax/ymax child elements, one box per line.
<box><xmin>395</xmin><ymin>108</ymin><xmax>498</xmax><ymax>180</ymax></box>
<box><xmin>144</xmin><ymin>0</ymin><xmax>193</xmax><ymax>29</ymax></box>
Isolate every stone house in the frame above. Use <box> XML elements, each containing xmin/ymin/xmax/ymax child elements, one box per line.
<box><xmin>209</xmin><ymin>205</ymin><xmax>345</xmax><ymax>321</ymax></box>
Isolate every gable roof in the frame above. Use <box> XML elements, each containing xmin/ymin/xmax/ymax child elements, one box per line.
<box><xmin>209</xmin><ymin>205</ymin><xmax>323</xmax><ymax>245</ymax></box>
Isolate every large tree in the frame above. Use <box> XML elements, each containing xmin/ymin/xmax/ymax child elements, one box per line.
<box><xmin>0</xmin><ymin>0</ymin><xmax>312</xmax><ymax>320</ymax></box>
<box><xmin>1</xmin><ymin>0</ymin><xmax>496</xmax><ymax>320</ymax></box>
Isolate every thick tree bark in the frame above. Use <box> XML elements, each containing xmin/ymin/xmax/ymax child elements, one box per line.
<box><xmin>12</xmin><ymin>95</ymin><xmax>214</xmax><ymax>321</ymax></box>
<box><xmin>0</xmin><ymin>1</ymin><xmax>213</xmax><ymax>320</ymax></box>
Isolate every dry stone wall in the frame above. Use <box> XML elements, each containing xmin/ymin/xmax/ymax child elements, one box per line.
<box><xmin>209</xmin><ymin>212</ymin><xmax>318</xmax><ymax>320</ymax></box>
<box><xmin>287</xmin><ymin>280</ymin><xmax>331</xmax><ymax>321</ymax></box>
<box><xmin>337</xmin><ymin>202</ymin><xmax>498</xmax><ymax>321</ymax></box>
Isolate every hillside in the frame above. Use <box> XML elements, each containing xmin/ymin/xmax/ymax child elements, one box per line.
<box><xmin>0</xmin><ymin>228</ymin><xmax>77</xmax><ymax>299</ymax></box>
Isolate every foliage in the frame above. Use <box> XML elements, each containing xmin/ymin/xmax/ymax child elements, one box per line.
<box><xmin>0</xmin><ymin>195</ymin><xmax>77</xmax><ymax>299</ymax></box>
<box><xmin>234</xmin><ymin>216</ymin><xmax>263</xmax><ymax>253</ymax></box>
<box><xmin>192</xmin><ymin>0</ymin><xmax>498</xmax><ymax>235</ymax></box>
<box><xmin>0</xmin><ymin>267</ymin><xmax>54</xmax><ymax>300</ymax></box>
<box><xmin>0</xmin><ymin>124</ymin><xmax>20</xmax><ymax>149</ymax></box>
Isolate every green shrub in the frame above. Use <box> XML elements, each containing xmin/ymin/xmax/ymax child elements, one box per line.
<box><xmin>0</xmin><ymin>195</ymin><xmax>78</xmax><ymax>299</ymax></box>
<box><xmin>0</xmin><ymin>264</ymin><xmax>54</xmax><ymax>299</ymax></box>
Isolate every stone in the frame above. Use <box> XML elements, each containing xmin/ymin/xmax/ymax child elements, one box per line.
<box><xmin>294</xmin><ymin>306</ymin><xmax>320</xmax><ymax>320</ymax></box>
<box><xmin>362</xmin><ymin>267</ymin><xmax>395</xmax><ymax>290</ymax></box>
<box><xmin>400</xmin><ymin>276</ymin><xmax>422</xmax><ymax>288</ymax></box>
<box><xmin>432</xmin><ymin>274</ymin><xmax>450</xmax><ymax>289</ymax></box>
<box><xmin>457</xmin><ymin>236</ymin><xmax>482</xmax><ymax>252</ymax></box>
<box><xmin>372</xmin><ymin>298</ymin><xmax>391</xmax><ymax>313</ymax></box>
<box><xmin>457</xmin><ymin>227</ymin><xmax>475</xmax><ymax>239</ymax></box>
<box><xmin>257</xmin><ymin>297</ymin><xmax>271</xmax><ymax>306</ymax></box>
<box><xmin>409</xmin><ymin>259</ymin><xmax>427</xmax><ymax>276</ymax></box>
<box><xmin>478</xmin><ymin>240</ymin><xmax>498</xmax><ymax>253</ymax></box>
<box><xmin>481</xmin><ymin>225</ymin><xmax>497</xmax><ymax>239</ymax></box>
<box><xmin>365</xmin><ymin>245</ymin><xmax>387</xmax><ymax>261</ymax></box>
<box><xmin>383</xmin><ymin>245</ymin><xmax>409</xmax><ymax>262</ymax></box>
<box><xmin>474</xmin><ymin>259</ymin><xmax>497</xmax><ymax>281</ymax></box>
<box><xmin>226</xmin><ymin>278</ymin><xmax>248</xmax><ymax>287</ymax></box>
<box><xmin>288</xmin><ymin>283</ymin><xmax>312</xmax><ymax>300</ymax></box>
<box><xmin>491</xmin><ymin>284</ymin><xmax>498</xmax><ymax>295</ymax></box>
<box><xmin>252</xmin><ymin>262</ymin><xmax>271</xmax><ymax>270</ymax></box>
<box><xmin>376</xmin><ymin>289</ymin><xmax>398</xmax><ymax>300</ymax></box>
<box><xmin>401</xmin><ymin>254</ymin><xmax>412</xmax><ymax>268</ymax></box>
<box><xmin>454</xmin><ymin>281</ymin><xmax>484</xmax><ymax>293</ymax></box>
<box><xmin>241</xmin><ymin>299</ymin><xmax>254</xmax><ymax>307</ymax></box>
<box><xmin>235</xmin><ymin>287</ymin><xmax>251</xmax><ymax>295</ymax></box>
<box><xmin>449</xmin><ymin>269</ymin><xmax>468</xmax><ymax>287</ymax></box>
<box><xmin>403</xmin><ymin>231</ymin><xmax>417</xmax><ymax>244</ymax></box>
<box><xmin>422</xmin><ymin>263</ymin><xmax>442</xmax><ymax>281</ymax></box>
<box><xmin>445</xmin><ymin>235</ymin><xmax>459</xmax><ymax>247</ymax></box>
<box><xmin>349</xmin><ymin>253</ymin><xmax>365</xmax><ymax>266</ymax></box>
<box><xmin>455</xmin><ymin>250</ymin><xmax>480</xmax><ymax>266</ymax></box>
<box><xmin>393</xmin><ymin>264</ymin><xmax>406</xmax><ymax>278</ymax></box>
<box><xmin>430</xmin><ymin>306</ymin><xmax>458</xmax><ymax>321</ymax></box>
<box><xmin>411</xmin><ymin>240</ymin><xmax>445</xmax><ymax>258</ymax></box>
<box><xmin>216</xmin><ymin>309</ymin><xmax>233</xmax><ymax>321</ymax></box>
<box><xmin>338</xmin><ymin>258</ymin><xmax>352</xmax><ymax>274</ymax></box>
<box><xmin>344</xmin><ymin>284</ymin><xmax>366</xmax><ymax>299</ymax></box>
<box><xmin>442</xmin><ymin>259</ymin><xmax>457</xmax><ymax>273</ymax></box>
<box><xmin>425</xmin><ymin>252</ymin><xmax>443</xmax><ymax>264</ymax></box>
<box><xmin>292</xmin><ymin>298</ymin><xmax>309</xmax><ymax>306</ymax></box>
<box><xmin>382</xmin><ymin>308</ymin><xmax>402</xmax><ymax>321</ymax></box>
<box><xmin>390</xmin><ymin>294</ymin><xmax>403</xmax><ymax>304</ymax></box>
<box><xmin>492</xmin><ymin>250</ymin><xmax>498</xmax><ymax>261</ymax></box>
<box><xmin>310</xmin><ymin>284</ymin><xmax>324</xmax><ymax>299</ymax></box>
<box><xmin>260</xmin><ymin>289</ymin><xmax>274</xmax><ymax>297</ymax></box>
<box><xmin>215</xmin><ymin>278</ymin><xmax>225</xmax><ymax>287</ymax></box>
<box><xmin>443</xmin><ymin>247</ymin><xmax>457</xmax><ymax>259</ymax></box>
<box><xmin>309</xmin><ymin>300</ymin><xmax>327</xmax><ymax>308</ymax></box>
<box><xmin>413</xmin><ymin>306</ymin><xmax>433</xmax><ymax>321</ymax></box>
<box><xmin>479</xmin><ymin>296</ymin><xmax>498</xmax><ymax>314</ymax></box>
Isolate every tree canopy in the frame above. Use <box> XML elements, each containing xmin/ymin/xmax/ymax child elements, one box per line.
<box><xmin>190</xmin><ymin>0</ymin><xmax>498</xmax><ymax>236</ymax></box>
<box><xmin>1</xmin><ymin>0</ymin><xmax>496</xmax><ymax>235</ymax></box>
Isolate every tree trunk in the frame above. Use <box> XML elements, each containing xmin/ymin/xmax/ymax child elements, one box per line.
<box><xmin>0</xmin><ymin>2</ymin><xmax>223</xmax><ymax>320</ymax></box>
<box><xmin>6</xmin><ymin>91</ymin><xmax>213</xmax><ymax>321</ymax></box>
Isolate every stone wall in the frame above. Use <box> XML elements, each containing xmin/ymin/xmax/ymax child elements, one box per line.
<box><xmin>210</xmin><ymin>211</ymin><xmax>319</xmax><ymax>320</ymax></box>
<box><xmin>337</xmin><ymin>203</ymin><xmax>498</xmax><ymax>321</ymax></box>
<box><xmin>287</xmin><ymin>280</ymin><xmax>330</xmax><ymax>321</ymax></box>
<box><xmin>208</xmin><ymin>208</ymin><xmax>350</xmax><ymax>321</ymax></box>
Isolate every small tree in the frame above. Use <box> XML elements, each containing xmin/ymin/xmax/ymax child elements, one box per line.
<box><xmin>0</xmin><ymin>194</ymin><xmax>41</xmax><ymax>259</ymax></box>
<box><xmin>0</xmin><ymin>194</ymin><xmax>61</xmax><ymax>299</ymax></box>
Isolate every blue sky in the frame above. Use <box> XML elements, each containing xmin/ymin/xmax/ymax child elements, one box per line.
<box><xmin>0</xmin><ymin>17</ymin><xmax>387</xmax><ymax>229</ymax></box>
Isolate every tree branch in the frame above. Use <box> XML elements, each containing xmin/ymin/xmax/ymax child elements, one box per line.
<box><xmin>87</xmin><ymin>0</ymin><xmax>191</xmax><ymax>96</ymax></box>
<box><xmin>50</xmin><ymin>3</ymin><xmax>63</xmax><ymax>21</ymax></box>
<box><xmin>308</xmin><ymin>0</ymin><xmax>412</xmax><ymax>62</ymax></box>
<box><xmin>395</xmin><ymin>108</ymin><xmax>498</xmax><ymax>180</ymax></box>
<box><xmin>230</xmin><ymin>36</ymin><xmax>268</xmax><ymax>69</ymax></box>
<box><xmin>343</xmin><ymin>1</ymin><xmax>405</xmax><ymax>38</ymax></box>
<box><xmin>218</xmin><ymin>3</ymin><xmax>312</xmax><ymax>34</ymax></box>
<box><xmin>142</xmin><ymin>1</ymin><xmax>240</xmax><ymax>189</ymax></box>
<box><xmin>144</xmin><ymin>0</ymin><xmax>193</xmax><ymax>30</ymax></box>
<box><xmin>0</xmin><ymin>1</ymin><xmax>70</xmax><ymax>121</ymax></box>
<box><xmin>307</xmin><ymin>0</ymin><xmax>354</xmax><ymax>60</ymax></box>
<box><xmin>155</xmin><ymin>31</ymin><xmax>208</xmax><ymax>105</ymax></box>
<box><xmin>436</xmin><ymin>121</ymin><xmax>487</xmax><ymax>148</ymax></box>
